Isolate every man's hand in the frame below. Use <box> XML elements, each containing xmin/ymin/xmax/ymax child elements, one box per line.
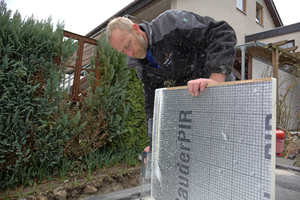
<box><xmin>143</xmin><ymin>146</ymin><xmax>150</xmax><ymax>165</ymax></box>
<box><xmin>144</xmin><ymin>146</ymin><xmax>150</xmax><ymax>152</ymax></box>
<box><xmin>187</xmin><ymin>73</ymin><xmax>226</xmax><ymax>96</ymax></box>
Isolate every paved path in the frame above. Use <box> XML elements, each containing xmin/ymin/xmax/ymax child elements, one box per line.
<box><xmin>275</xmin><ymin>168</ymin><xmax>300</xmax><ymax>200</ymax></box>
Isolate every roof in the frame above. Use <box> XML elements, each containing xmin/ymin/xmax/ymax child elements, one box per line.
<box><xmin>264</xmin><ymin>0</ymin><xmax>283</xmax><ymax>27</ymax></box>
<box><xmin>245</xmin><ymin>22</ymin><xmax>300</xmax><ymax>43</ymax></box>
<box><xmin>85</xmin><ymin>0</ymin><xmax>156</xmax><ymax>38</ymax></box>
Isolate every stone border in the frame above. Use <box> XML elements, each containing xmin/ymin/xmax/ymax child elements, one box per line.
<box><xmin>84</xmin><ymin>185</ymin><xmax>141</xmax><ymax>200</ymax></box>
<box><xmin>276</xmin><ymin>163</ymin><xmax>300</xmax><ymax>172</ymax></box>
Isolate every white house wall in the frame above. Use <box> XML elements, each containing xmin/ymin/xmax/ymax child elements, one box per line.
<box><xmin>252</xmin><ymin>58</ymin><xmax>300</xmax><ymax>130</ymax></box>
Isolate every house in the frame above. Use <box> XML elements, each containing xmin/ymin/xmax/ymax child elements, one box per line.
<box><xmin>67</xmin><ymin>0</ymin><xmax>299</xmax><ymax>129</ymax></box>
<box><xmin>86</xmin><ymin>0</ymin><xmax>283</xmax><ymax>45</ymax></box>
<box><xmin>85</xmin><ymin>0</ymin><xmax>298</xmax><ymax>79</ymax></box>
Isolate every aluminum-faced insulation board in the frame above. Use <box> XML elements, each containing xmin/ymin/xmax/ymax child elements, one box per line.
<box><xmin>149</xmin><ymin>78</ymin><xmax>276</xmax><ymax>200</ymax></box>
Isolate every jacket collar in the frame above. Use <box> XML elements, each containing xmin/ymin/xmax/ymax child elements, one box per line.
<box><xmin>139</xmin><ymin>22</ymin><xmax>152</xmax><ymax>50</ymax></box>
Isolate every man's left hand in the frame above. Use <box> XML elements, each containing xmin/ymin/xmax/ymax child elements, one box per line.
<box><xmin>187</xmin><ymin>73</ymin><xmax>226</xmax><ymax>96</ymax></box>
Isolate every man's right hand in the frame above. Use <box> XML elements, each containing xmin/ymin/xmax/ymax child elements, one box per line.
<box><xmin>187</xmin><ymin>73</ymin><xmax>226</xmax><ymax>96</ymax></box>
<box><xmin>143</xmin><ymin>146</ymin><xmax>150</xmax><ymax>165</ymax></box>
<box><xmin>144</xmin><ymin>146</ymin><xmax>150</xmax><ymax>152</ymax></box>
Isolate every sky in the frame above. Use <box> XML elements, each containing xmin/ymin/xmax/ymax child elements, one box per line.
<box><xmin>273</xmin><ymin>0</ymin><xmax>300</xmax><ymax>25</ymax></box>
<box><xmin>5</xmin><ymin>0</ymin><xmax>135</xmax><ymax>36</ymax></box>
<box><xmin>4</xmin><ymin>0</ymin><xmax>300</xmax><ymax>36</ymax></box>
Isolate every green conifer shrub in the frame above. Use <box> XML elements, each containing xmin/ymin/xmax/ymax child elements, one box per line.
<box><xmin>119</xmin><ymin>67</ymin><xmax>149</xmax><ymax>152</ymax></box>
<box><xmin>0</xmin><ymin>1</ymin><xmax>81</xmax><ymax>188</ymax></box>
<box><xmin>66</xmin><ymin>34</ymin><xmax>148</xmax><ymax>161</ymax></box>
<box><xmin>90</xmin><ymin>34</ymin><xmax>149</xmax><ymax>153</ymax></box>
<box><xmin>83</xmin><ymin>34</ymin><xmax>131</xmax><ymax>148</ymax></box>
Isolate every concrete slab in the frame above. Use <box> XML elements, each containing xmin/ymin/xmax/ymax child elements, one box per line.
<box><xmin>276</xmin><ymin>157</ymin><xmax>296</xmax><ymax>166</ymax></box>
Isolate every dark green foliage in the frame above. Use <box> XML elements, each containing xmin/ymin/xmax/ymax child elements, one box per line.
<box><xmin>79</xmin><ymin>34</ymin><xmax>148</xmax><ymax>167</ymax></box>
<box><xmin>86</xmin><ymin>34</ymin><xmax>148</xmax><ymax>153</ymax></box>
<box><xmin>123</xmin><ymin>68</ymin><xmax>149</xmax><ymax>152</ymax></box>
<box><xmin>0</xmin><ymin>0</ymin><xmax>148</xmax><ymax>190</ymax></box>
<box><xmin>0</xmin><ymin>0</ymin><xmax>80</xmax><ymax>188</ymax></box>
<box><xmin>110</xmin><ymin>67</ymin><xmax>149</xmax><ymax>153</ymax></box>
<box><xmin>84</xmin><ymin>34</ymin><xmax>131</xmax><ymax>147</ymax></box>
<box><xmin>93</xmin><ymin>35</ymin><xmax>130</xmax><ymax>140</ymax></box>
<box><xmin>124</xmin><ymin>147</ymin><xmax>139</xmax><ymax>167</ymax></box>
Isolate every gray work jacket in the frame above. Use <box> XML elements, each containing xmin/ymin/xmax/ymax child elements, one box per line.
<box><xmin>127</xmin><ymin>10</ymin><xmax>237</xmax><ymax>128</ymax></box>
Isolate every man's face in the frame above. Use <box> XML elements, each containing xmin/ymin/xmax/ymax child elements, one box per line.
<box><xmin>109</xmin><ymin>28</ymin><xmax>147</xmax><ymax>59</ymax></box>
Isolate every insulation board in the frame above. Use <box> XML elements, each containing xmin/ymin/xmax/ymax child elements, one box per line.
<box><xmin>150</xmin><ymin>78</ymin><xmax>276</xmax><ymax>200</ymax></box>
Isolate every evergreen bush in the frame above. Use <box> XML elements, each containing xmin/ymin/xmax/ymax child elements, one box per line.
<box><xmin>0</xmin><ymin>0</ymin><xmax>149</xmax><ymax>190</ymax></box>
<box><xmin>0</xmin><ymin>0</ymin><xmax>80</xmax><ymax>188</ymax></box>
<box><xmin>91</xmin><ymin>35</ymin><xmax>149</xmax><ymax>153</ymax></box>
<box><xmin>85</xmin><ymin>34</ymin><xmax>131</xmax><ymax>147</ymax></box>
<box><xmin>66</xmin><ymin>34</ymin><xmax>148</xmax><ymax>159</ymax></box>
<box><xmin>121</xmin><ymin>67</ymin><xmax>149</xmax><ymax>152</ymax></box>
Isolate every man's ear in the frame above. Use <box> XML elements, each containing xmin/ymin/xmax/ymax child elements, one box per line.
<box><xmin>131</xmin><ymin>24</ymin><xmax>140</xmax><ymax>34</ymax></box>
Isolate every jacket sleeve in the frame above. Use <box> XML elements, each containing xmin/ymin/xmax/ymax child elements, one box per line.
<box><xmin>154</xmin><ymin>10</ymin><xmax>237</xmax><ymax>77</ymax></box>
<box><xmin>196</xmin><ymin>16</ymin><xmax>237</xmax><ymax>77</ymax></box>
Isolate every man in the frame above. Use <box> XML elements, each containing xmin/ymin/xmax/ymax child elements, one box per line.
<box><xmin>106</xmin><ymin>10</ymin><xmax>237</xmax><ymax>147</ymax></box>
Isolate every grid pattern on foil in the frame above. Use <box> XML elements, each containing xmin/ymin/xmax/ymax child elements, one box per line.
<box><xmin>151</xmin><ymin>80</ymin><xmax>274</xmax><ymax>200</ymax></box>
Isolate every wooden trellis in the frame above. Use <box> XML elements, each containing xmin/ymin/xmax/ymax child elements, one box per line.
<box><xmin>264</xmin><ymin>40</ymin><xmax>300</xmax><ymax>79</ymax></box>
<box><xmin>264</xmin><ymin>40</ymin><xmax>300</xmax><ymax>124</ymax></box>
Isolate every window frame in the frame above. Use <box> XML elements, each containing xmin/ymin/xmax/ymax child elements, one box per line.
<box><xmin>256</xmin><ymin>2</ymin><xmax>263</xmax><ymax>25</ymax></box>
<box><xmin>236</xmin><ymin>0</ymin><xmax>246</xmax><ymax>13</ymax></box>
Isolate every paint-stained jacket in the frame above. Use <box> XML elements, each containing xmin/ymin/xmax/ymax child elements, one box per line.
<box><xmin>127</xmin><ymin>10</ymin><xmax>237</xmax><ymax>129</ymax></box>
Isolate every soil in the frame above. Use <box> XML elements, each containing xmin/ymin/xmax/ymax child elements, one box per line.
<box><xmin>0</xmin><ymin>163</ymin><xmax>142</xmax><ymax>200</ymax></box>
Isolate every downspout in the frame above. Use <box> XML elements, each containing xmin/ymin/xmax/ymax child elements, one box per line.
<box><xmin>240</xmin><ymin>46</ymin><xmax>247</xmax><ymax>80</ymax></box>
<box><xmin>234</xmin><ymin>41</ymin><xmax>267</xmax><ymax>80</ymax></box>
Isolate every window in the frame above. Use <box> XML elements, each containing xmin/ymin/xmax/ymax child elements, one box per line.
<box><xmin>236</xmin><ymin>0</ymin><xmax>246</xmax><ymax>12</ymax></box>
<box><xmin>256</xmin><ymin>2</ymin><xmax>263</xmax><ymax>24</ymax></box>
